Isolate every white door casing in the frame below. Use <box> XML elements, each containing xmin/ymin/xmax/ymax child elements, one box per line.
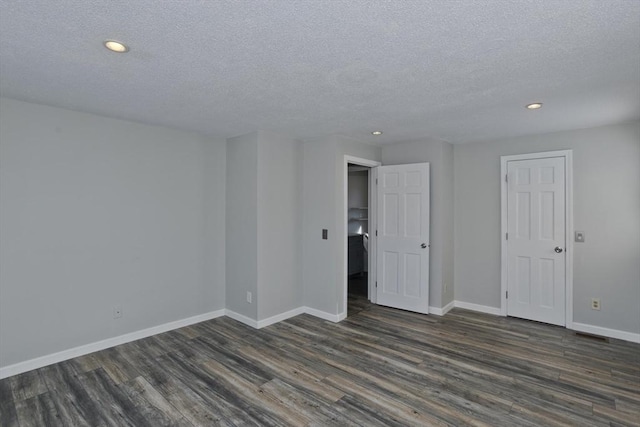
<box><xmin>505</xmin><ymin>155</ymin><xmax>568</xmax><ymax>326</ymax></box>
<box><xmin>343</xmin><ymin>156</ymin><xmax>381</xmax><ymax>319</ymax></box>
<box><xmin>376</xmin><ymin>163</ymin><xmax>430</xmax><ymax>314</ymax></box>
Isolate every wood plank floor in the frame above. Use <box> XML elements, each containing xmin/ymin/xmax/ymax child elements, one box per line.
<box><xmin>1</xmin><ymin>296</ymin><xmax>639</xmax><ymax>426</ymax></box>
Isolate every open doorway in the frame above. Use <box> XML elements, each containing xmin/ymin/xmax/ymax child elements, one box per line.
<box><xmin>343</xmin><ymin>155</ymin><xmax>380</xmax><ymax>317</ymax></box>
<box><xmin>347</xmin><ymin>164</ymin><xmax>370</xmax><ymax>315</ymax></box>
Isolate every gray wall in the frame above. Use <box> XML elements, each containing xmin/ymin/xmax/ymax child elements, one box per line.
<box><xmin>257</xmin><ymin>131</ymin><xmax>302</xmax><ymax>320</ymax></box>
<box><xmin>381</xmin><ymin>139</ymin><xmax>455</xmax><ymax>309</ymax></box>
<box><xmin>204</xmin><ymin>130</ymin><xmax>228</xmax><ymax>316</ymax></box>
<box><xmin>441</xmin><ymin>142</ymin><xmax>455</xmax><ymax>306</ymax></box>
<box><xmin>302</xmin><ymin>136</ymin><xmax>381</xmax><ymax>315</ymax></box>
<box><xmin>454</xmin><ymin>121</ymin><xmax>640</xmax><ymax>333</ymax></box>
<box><xmin>226</xmin><ymin>131</ymin><xmax>302</xmax><ymax>321</ymax></box>
<box><xmin>225</xmin><ymin>133</ymin><xmax>258</xmax><ymax>319</ymax></box>
<box><xmin>2</xmin><ymin>96</ymin><xmax>636</xmax><ymax>373</ymax></box>
<box><xmin>0</xmin><ymin>98</ymin><xmax>227</xmax><ymax>368</ymax></box>
<box><xmin>302</xmin><ymin>139</ymin><xmax>338</xmax><ymax>314</ymax></box>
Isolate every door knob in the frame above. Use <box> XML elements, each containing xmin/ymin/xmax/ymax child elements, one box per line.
<box><xmin>421</xmin><ymin>243</ymin><xmax>427</xmax><ymax>249</ymax></box>
<box><xmin>554</xmin><ymin>246</ymin><xmax>563</xmax><ymax>253</ymax></box>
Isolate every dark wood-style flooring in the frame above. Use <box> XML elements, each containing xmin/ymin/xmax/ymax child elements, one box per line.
<box><xmin>1</xmin><ymin>296</ymin><xmax>639</xmax><ymax>426</ymax></box>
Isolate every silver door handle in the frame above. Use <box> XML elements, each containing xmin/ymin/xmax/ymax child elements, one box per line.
<box><xmin>421</xmin><ymin>243</ymin><xmax>428</xmax><ymax>249</ymax></box>
<box><xmin>554</xmin><ymin>246</ymin><xmax>563</xmax><ymax>253</ymax></box>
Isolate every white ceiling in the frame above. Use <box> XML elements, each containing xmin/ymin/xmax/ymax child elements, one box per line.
<box><xmin>1</xmin><ymin>0</ymin><xmax>638</xmax><ymax>145</ymax></box>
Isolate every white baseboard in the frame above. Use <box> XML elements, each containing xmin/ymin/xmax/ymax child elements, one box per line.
<box><xmin>430</xmin><ymin>300</ymin><xmax>455</xmax><ymax>316</ymax></box>
<box><xmin>572</xmin><ymin>322</ymin><xmax>640</xmax><ymax>344</ymax></box>
<box><xmin>303</xmin><ymin>306</ymin><xmax>343</xmax><ymax>322</ymax></box>
<box><xmin>6</xmin><ymin>302</ymin><xmax>637</xmax><ymax>380</ymax></box>
<box><xmin>451</xmin><ymin>302</ymin><xmax>640</xmax><ymax>344</ymax></box>
<box><xmin>223</xmin><ymin>306</ymin><xmax>345</xmax><ymax>328</ymax></box>
<box><xmin>224</xmin><ymin>309</ymin><xmax>259</xmax><ymax>329</ymax></box>
<box><xmin>257</xmin><ymin>307</ymin><xmax>306</xmax><ymax>329</ymax></box>
<box><xmin>454</xmin><ymin>300</ymin><xmax>501</xmax><ymax>316</ymax></box>
<box><xmin>0</xmin><ymin>309</ymin><xmax>226</xmax><ymax>380</ymax></box>
<box><xmin>226</xmin><ymin>307</ymin><xmax>343</xmax><ymax>328</ymax></box>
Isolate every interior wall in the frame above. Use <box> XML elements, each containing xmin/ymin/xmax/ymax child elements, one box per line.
<box><xmin>302</xmin><ymin>139</ymin><xmax>338</xmax><ymax>314</ymax></box>
<box><xmin>4</xmin><ymin>95</ymin><xmax>635</xmax><ymax>373</ymax></box>
<box><xmin>225</xmin><ymin>133</ymin><xmax>258</xmax><ymax>319</ymax></box>
<box><xmin>257</xmin><ymin>131</ymin><xmax>302</xmax><ymax>320</ymax></box>
<box><xmin>441</xmin><ymin>142</ymin><xmax>455</xmax><ymax>306</ymax></box>
<box><xmin>454</xmin><ymin>121</ymin><xmax>640</xmax><ymax>333</ymax></box>
<box><xmin>204</xmin><ymin>130</ymin><xmax>227</xmax><ymax>315</ymax></box>
<box><xmin>0</xmin><ymin>98</ymin><xmax>227</xmax><ymax>368</ymax></box>
<box><xmin>302</xmin><ymin>136</ymin><xmax>381</xmax><ymax>316</ymax></box>
<box><xmin>226</xmin><ymin>131</ymin><xmax>302</xmax><ymax>321</ymax></box>
<box><xmin>381</xmin><ymin>139</ymin><xmax>454</xmax><ymax>309</ymax></box>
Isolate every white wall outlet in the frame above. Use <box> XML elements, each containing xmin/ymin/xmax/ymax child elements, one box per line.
<box><xmin>246</xmin><ymin>291</ymin><xmax>252</xmax><ymax>304</ymax></box>
<box><xmin>591</xmin><ymin>298</ymin><xmax>601</xmax><ymax>311</ymax></box>
<box><xmin>113</xmin><ymin>306</ymin><xmax>123</xmax><ymax>319</ymax></box>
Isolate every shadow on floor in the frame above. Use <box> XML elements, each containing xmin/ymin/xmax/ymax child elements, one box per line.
<box><xmin>348</xmin><ymin>273</ymin><xmax>370</xmax><ymax>316</ymax></box>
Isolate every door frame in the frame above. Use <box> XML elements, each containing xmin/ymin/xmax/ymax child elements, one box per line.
<box><xmin>343</xmin><ymin>156</ymin><xmax>381</xmax><ymax>316</ymax></box>
<box><xmin>500</xmin><ymin>150</ymin><xmax>574</xmax><ymax>328</ymax></box>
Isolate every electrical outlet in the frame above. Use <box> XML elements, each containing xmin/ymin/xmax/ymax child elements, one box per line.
<box><xmin>113</xmin><ymin>306</ymin><xmax>123</xmax><ymax>319</ymax></box>
<box><xmin>246</xmin><ymin>291</ymin><xmax>252</xmax><ymax>304</ymax></box>
<box><xmin>591</xmin><ymin>298</ymin><xmax>601</xmax><ymax>311</ymax></box>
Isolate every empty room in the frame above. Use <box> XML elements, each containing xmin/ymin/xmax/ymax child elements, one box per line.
<box><xmin>1</xmin><ymin>1</ymin><xmax>639</xmax><ymax>426</ymax></box>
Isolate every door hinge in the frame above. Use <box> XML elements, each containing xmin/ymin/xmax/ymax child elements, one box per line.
<box><xmin>505</xmin><ymin>174</ymin><xmax>508</xmax><ymax>182</ymax></box>
<box><xmin>376</xmin><ymin>230</ymin><xmax>378</xmax><ymax>236</ymax></box>
<box><xmin>375</xmin><ymin>281</ymin><xmax>378</xmax><ymax>288</ymax></box>
<box><xmin>506</xmin><ymin>291</ymin><xmax>509</xmax><ymax>299</ymax></box>
<box><xmin>376</xmin><ymin>178</ymin><xmax>378</xmax><ymax>185</ymax></box>
<box><xmin>505</xmin><ymin>232</ymin><xmax>508</xmax><ymax>240</ymax></box>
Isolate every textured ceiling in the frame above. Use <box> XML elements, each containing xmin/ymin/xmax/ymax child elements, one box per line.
<box><xmin>1</xmin><ymin>0</ymin><xmax>639</xmax><ymax>144</ymax></box>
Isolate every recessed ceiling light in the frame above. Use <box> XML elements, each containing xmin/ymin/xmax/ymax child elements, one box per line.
<box><xmin>526</xmin><ymin>103</ymin><xmax>543</xmax><ymax>110</ymax></box>
<box><xmin>371</xmin><ymin>131</ymin><xmax>383</xmax><ymax>135</ymax></box>
<box><xmin>104</xmin><ymin>40</ymin><xmax>129</xmax><ymax>53</ymax></box>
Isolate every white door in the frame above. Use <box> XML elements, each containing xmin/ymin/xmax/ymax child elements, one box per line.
<box><xmin>376</xmin><ymin>163</ymin><xmax>430</xmax><ymax>314</ymax></box>
<box><xmin>507</xmin><ymin>157</ymin><xmax>566</xmax><ymax>326</ymax></box>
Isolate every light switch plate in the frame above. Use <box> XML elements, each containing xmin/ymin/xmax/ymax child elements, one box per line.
<box><xmin>575</xmin><ymin>231</ymin><xmax>585</xmax><ymax>243</ymax></box>
<box><xmin>322</xmin><ymin>229</ymin><xmax>328</xmax><ymax>240</ymax></box>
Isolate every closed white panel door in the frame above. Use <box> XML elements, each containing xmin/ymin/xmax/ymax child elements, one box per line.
<box><xmin>507</xmin><ymin>157</ymin><xmax>566</xmax><ymax>326</ymax></box>
<box><xmin>376</xmin><ymin>163</ymin><xmax>429</xmax><ymax>314</ymax></box>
